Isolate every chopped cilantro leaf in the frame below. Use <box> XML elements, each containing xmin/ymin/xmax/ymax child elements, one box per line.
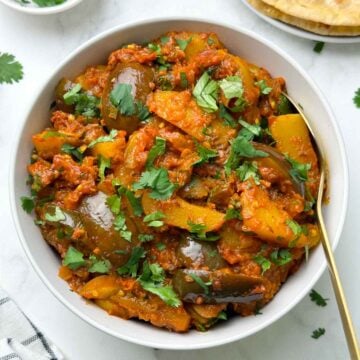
<box><xmin>176</xmin><ymin>37</ymin><xmax>192</xmax><ymax>51</ymax></box>
<box><xmin>156</xmin><ymin>242</ymin><xmax>166</xmax><ymax>251</ymax></box>
<box><xmin>88</xmin><ymin>129</ymin><xmax>118</xmax><ymax>148</ymax></box>
<box><xmin>253</xmin><ymin>254</ymin><xmax>271</xmax><ymax>275</ymax></box>
<box><xmin>138</xmin><ymin>261</ymin><xmax>181</xmax><ymax>307</ymax></box>
<box><xmin>110</xmin><ymin>83</ymin><xmax>136</xmax><ymax>116</ymax></box>
<box><xmin>98</xmin><ymin>155</ymin><xmax>111</xmax><ymax>182</ymax></box>
<box><xmin>139</xmin><ymin>234</ymin><xmax>154</xmax><ymax>243</ymax></box>
<box><xmin>193</xmin><ymin>72</ymin><xmax>219</xmax><ymax>113</ymax></box>
<box><xmin>133</xmin><ymin>167</ymin><xmax>175</xmax><ymax>200</ymax></box>
<box><xmin>219</xmin><ymin>104</ymin><xmax>237</xmax><ymax>128</ymax></box>
<box><xmin>63</xmin><ymin>246</ymin><xmax>86</xmax><ymax>270</ymax></box>
<box><xmin>136</xmin><ymin>100</ymin><xmax>151</xmax><ymax>121</ymax></box>
<box><xmin>160</xmin><ymin>36</ymin><xmax>170</xmax><ymax>44</ymax></box>
<box><xmin>236</xmin><ymin>161</ymin><xmax>261</xmax><ymax>184</ymax></box>
<box><xmin>277</xmin><ymin>94</ymin><xmax>294</xmax><ymax>115</ymax></box>
<box><xmin>270</xmin><ymin>249</ymin><xmax>292</xmax><ymax>266</ymax></box>
<box><xmin>313</xmin><ymin>41</ymin><xmax>325</xmax><ymax>54</ymax></box>
<box><xmin>238</xmin><ymin>119</ymin><xmax>262</xmax><ymax>138</ymax></box>
<box><xmin>0</xmin><ymin>52</ymin><xmax>23</xmax><ymax>84</ymax></box>
<box><xmin>147</xmin><ymin>43</ymin><xmax>161</xmax><ymax>54</ymax></box>
<box><xmin>255</xmin><ymin>80</ymin><xmax>272</xmax><ymax>95</ymax></box>
<box><xmin>353</xmin><ymin>88</ymin><xmax>360</xmax><ymax>108</ymax></box>
<box><xmin>225</xmin><ymin>208</ymin><xmax>242</xmax><ymax>220</ymax></box>
<box><xmin>63</xmin><ymin>83</ymin><xmax>100</xmax><ymax>118</ymax></box>
<box><xmin>311</xmin><ymin>328</ymin><xmax>325</xmax><ymax>339</ymax></box>
<box><xmin>61</xmin><ymin>143</ymin><xmax>84</xmax><ymax>162</ymax></box>
<box><xmin>144</xmin><ymin>211</ymin><xmax>165</xmax><ymax>227</ymax></box>
<box><xmin>117</xmin><ymin>246</ymin><xmax>146</xmax><ymax>277</ymax></box>
<box><xmin>146</xmin><ymin>137</ymin><xmax>166</xmax><ymax>169</ymax></box>
<box><xmin>188</xmin><ymin>221</ymin><xmax>206</xmax><ymax>236</ymax></box>
<box><xmin>106</xmin><ymin>194</ymin><xmax>121</xmax><ymax>215</ymax></box>
<box><xmin>285</xmin><ymin>155</ymin><xmax>311</xmax><ymax>183</ymax></box>
<box><xmin>44</xmin><ymin>206</ymin><xmax>66</xmax><ymax>222</ymax></box>
<box><xmin>180</xmin><ymin>72</ymin><xmax>188</xmax><ymax>89</ymax></box>
<box><xmin>217</xmin><ymin>311</ymin><xmax>227</xmax><ymax>320</ymax></box>
<box><xmin>189</xmin><ymin>273</ymin><xmax>212</xmax><ymax>295</ymax></box>
<box><xmin>286</xmin><ymin>219</ymin><xmax>303</xmax><ymax>247</ymax></box>
<box><xmin>20</xmin><ymin>196</ymin><xmax>35</xmax><ymax>214</ymax></box>
<box><xmin>124</xmin><ymin>189</ymin><xmax>143</xmax><ymax>217</ymax></box>
<box><xmin>310</xmin><ymin>289</ymin><xmax>329</xmax><ymax>307</ymax></box>
<box><xmin>193</xmin><ymin>143</ymin><xmax>218</xmax><ymax>166</ymax></box>
<box><xmin>114</xmin><ymin>213</ymin><xmax>132</xmax><ymax>241</ymax></box>
<box><xmin>219</xmin><ymin>75</ymin><xmax>247</xmax><ymax>112</ymax></box>
<box><xmin>88</xmin><ymin>255</ymin><xmax>111</xmax><ymax>274</ymax></box>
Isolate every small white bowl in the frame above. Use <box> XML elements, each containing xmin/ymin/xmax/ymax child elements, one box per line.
<box><xmin>10</xmin><ymin>18</ymin><xmax>348</xmax><ymax>350</ymax></box>
<box><xmin>0</xmin><ymin>0</ymin><xmax>82</xmax><ymax>15</ymax></box>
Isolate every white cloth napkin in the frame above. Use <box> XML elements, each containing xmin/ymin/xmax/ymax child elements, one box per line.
<box><xmin>0</xmin><ymin>289</ymin><xmax>64</xmax><ymax>360</ymax></box>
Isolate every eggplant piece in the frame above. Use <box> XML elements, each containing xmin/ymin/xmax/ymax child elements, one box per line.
<box><xmin>173</xmin><ymin>269</ymin><xmax>263</xmax><ymax>304</ymax></box>
<box><xmin>177</xmin><ymin>236</ymin><xmax>226</xmax><ymax>270</ymax></box>
<box><xmin>39</xmin><ymin>192</ymin><xmax>138</xmax><ymax>267</ymax></box>
<box><xmin>253</xmin><ymin>142</ymin><xmax>305</xmax><ymax>197</ymax></box>
<box><xmin>101</xmin><ymin>63</ymin><xmax>154</xmax><ymax>134</ymax></box>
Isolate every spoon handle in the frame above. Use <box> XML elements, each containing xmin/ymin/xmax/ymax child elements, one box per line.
<box><xmin>317</xmin><ymin>170</ymin><xmax>360</xmax><ymax>359</ymax></box>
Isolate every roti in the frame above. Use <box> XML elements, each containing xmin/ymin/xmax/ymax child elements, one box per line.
<box><xmin>262</xmin><ymin>0</ymin><xmax>360</xmax><ymax>26</ymax></box>
<box><xmin>247</xmin><ymin>0</ymin><xmax>360</xmax><ymax>36</ymax></box>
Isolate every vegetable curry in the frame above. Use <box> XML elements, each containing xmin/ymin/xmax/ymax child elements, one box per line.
<box><xmin>24</xmin><ymin>31</ymin><xmax>321</xmax><ymax>332</ymax></box>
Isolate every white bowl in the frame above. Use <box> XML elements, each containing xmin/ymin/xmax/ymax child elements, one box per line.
<box><xmin>0</xmin><ymin>0</ymin><xmax>82</xmax><ymax>15</ymax></box>
<box><xmin>10</xmin><ymin>18</ymin><xmax>348</xmax><ymax>350</ymax></box>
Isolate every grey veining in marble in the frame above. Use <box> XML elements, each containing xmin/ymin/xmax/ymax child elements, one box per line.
<box><xmin>0</xmin><ymin>0</ymin><xmax>359</xmax><ymax>359</ymax></box>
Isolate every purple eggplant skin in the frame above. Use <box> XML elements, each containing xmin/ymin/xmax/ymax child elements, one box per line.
<box><xmin>173</xmin><ymin>269</ymin><xmax>263</xmax><ymax>304</ymax></box>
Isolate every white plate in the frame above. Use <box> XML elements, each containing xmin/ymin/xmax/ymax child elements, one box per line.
<box><xmin>10</xmin><ymin>17</ymin><xmax>348</xmax><ymax>350</ymax></box>
<box><xmin>0</xmin><ymin>0</ymin><xmax>82</xmax><ymax>15</ymax></box>
<box><xmin>241</xmin><ymin>0</ymin><xmax>360</xmax><ymax>44</ymax></box>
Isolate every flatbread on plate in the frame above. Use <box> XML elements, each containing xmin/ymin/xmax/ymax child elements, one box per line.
<box><xmin>262</xmin><ymin>0</ymin><xmax>360</xmax><ymax>26</ymax></box>
<box><xmin>247</xmin><ymin>0</ymin><xmax>360</xmax><ymax>36</ymax></box>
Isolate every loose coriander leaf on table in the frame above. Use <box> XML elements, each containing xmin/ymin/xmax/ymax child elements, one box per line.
<box><xmin>63</xmin><ymin>246</ymin><xmax>86</xmax><ymax>270</ymax></box>
<box><xmin>0</xmin><ymin>53</ymin><xmax>23</xmax><ymax>84</ymax></box>
<box><xmin>313</xmin><ymin>41</ymin><xmax>325</xmax><ymax>54</ymax></box>
<box><xmin>311</xmin><ymin>327</ymin><xmax>325</xmax><ymax>339</ymax></box>
<box><xmin>309</xmin><ymin>289</ymin><xmax>329</xmax><ymax>307</ymax></box>
<box><xmin>353</xmin><ymin>88</ymin><xmax>360</xmax><ymax>108</ymax></box>
<box><xmin>20</xmin><ymin>196</ymin><xmax>35</xmax><ymax>214</ymax></box>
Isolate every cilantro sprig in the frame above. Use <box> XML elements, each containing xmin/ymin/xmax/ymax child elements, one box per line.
<box><xmin>138</xmin><ymin>261</ymin><xmax>181</xmax><ymax>307</ymax></box>
<box><xmin>133</xmin><ymin>167</ymin><xmax>175</xmax><ymax>200</ymax></box>
<box><xmin>146</xmin><ymin>137</ymin><xmax>166</xmax><ymax>169</ymax></box>
<box><xmin>0</xmin><ymin>53</ymin><xmax>23</xmax><ymax>84</ymax></box>
<box><xmin>193</xmin><ymin>143</ymin><xmax>218</xmax><ymax>166</ymax></box>
<box><xmin>309</xmin><ymin>289</ymin><xmax>329</xmax><ymax>307</ymax></box>
<box><xmin>117</xmin><ymin>246</ymin><xmax>146</xmax><ymax>277</ymax></box>
<box><xmin>63</xmin><ymin>83</ymin><xmax>100</xmax><ymax>118</ymax></box>
<box><xmin>285</xmin><ymin>155</ymin><xmax>311</xmax><ymax>183</ymax></box>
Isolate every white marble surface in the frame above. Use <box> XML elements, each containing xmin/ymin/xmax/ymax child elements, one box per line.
<box><xmin>0</xmin><ymin>1</ymin><xmax>359</xmax><ymax>359</ymax></box>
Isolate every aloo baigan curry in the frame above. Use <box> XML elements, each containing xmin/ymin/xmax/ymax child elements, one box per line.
<box><xmin>24</xmin><ymin>31</ymin><xmax>320</xmax><ymax>332</ymax></box>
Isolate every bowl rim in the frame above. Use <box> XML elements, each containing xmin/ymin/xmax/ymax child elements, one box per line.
<box><xmin>0</xmin><ymin>0</ymin><xmax>83</xmax><ymax>15</ymax></box>
<box><xmin>9</xmin><ymin>16</ymin><xmax>349</xmax><ymax>350</ymax></box>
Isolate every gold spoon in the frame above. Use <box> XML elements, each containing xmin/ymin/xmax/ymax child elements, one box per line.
<box><xmin>282</xmin><ymin>93</ymin><xmax>360</xmax><ymax>359</ymax></box>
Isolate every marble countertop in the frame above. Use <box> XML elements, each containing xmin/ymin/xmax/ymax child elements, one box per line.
<box><xmin>0</xmin><ymin>1</ymin><xmax>359</xmax><ymax>359</ymax></box>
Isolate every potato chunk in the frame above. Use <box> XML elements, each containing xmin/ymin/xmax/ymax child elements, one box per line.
<box><xmin>142</xmin><ymin>192</ymin><xmax>225</xmax><ymax>232</ymax></box>
<box><xmin>240</xmin><ymin>185</ymin><xmax>320</xmax><ymax>248</ymax></box>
